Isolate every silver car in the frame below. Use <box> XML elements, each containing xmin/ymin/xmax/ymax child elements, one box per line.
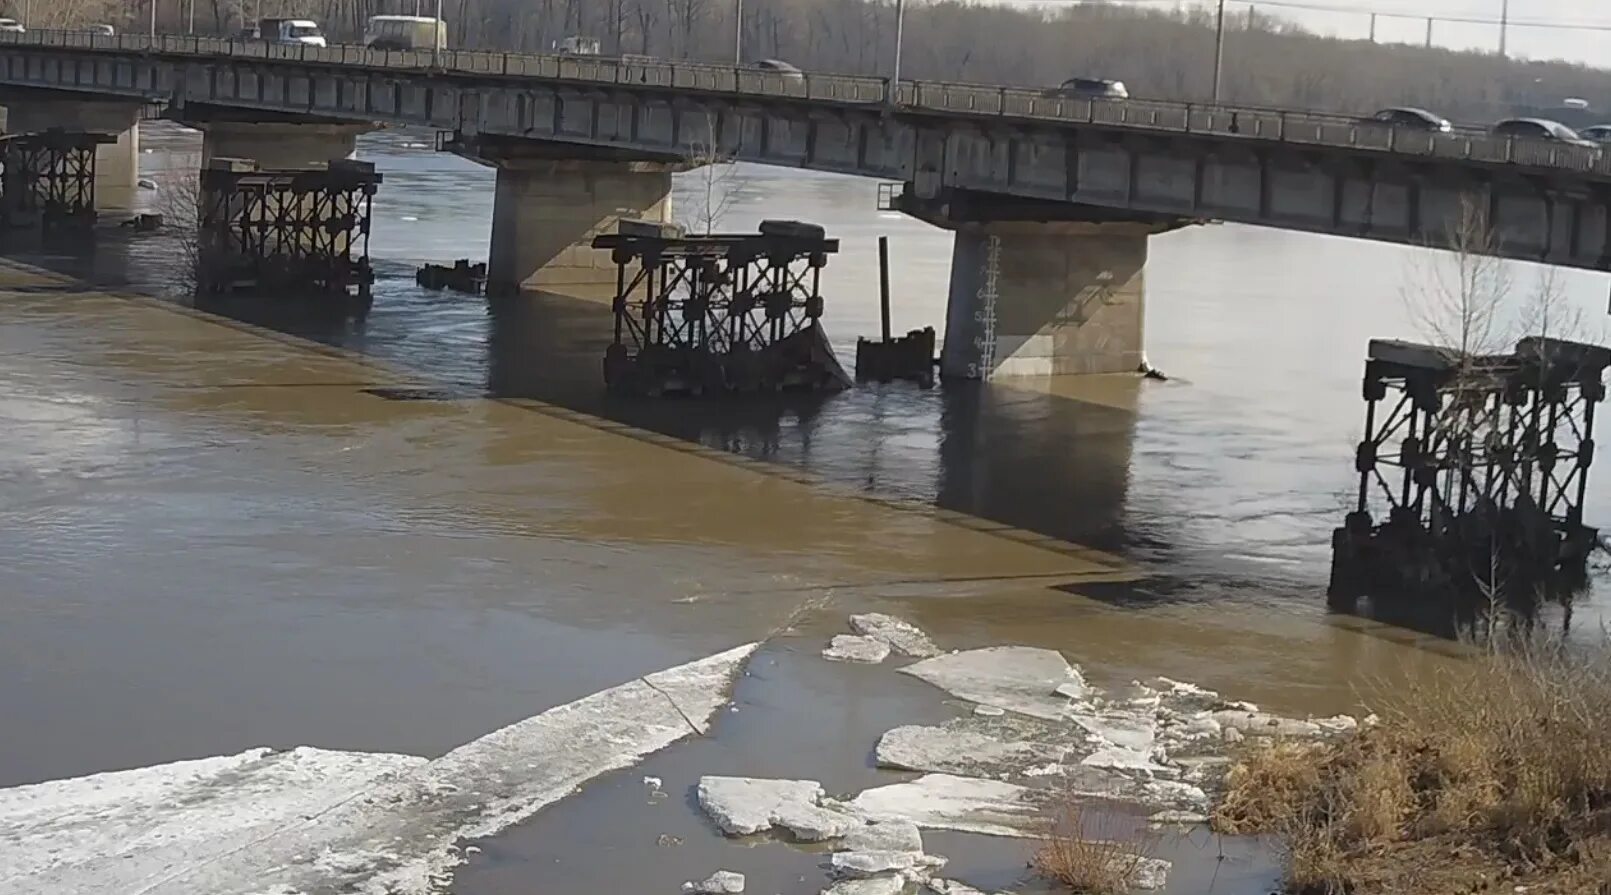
<box><xmin>751</xmin><ymin>59</ymin><xmax>805</xmax><ymax>82</ymax></box>
<box><xmin>0</xmin><ymin>18</ymin><xmax>25</xmax><ymax>33</ymax></box>
<box><xmin>1578</xmin><ymin>124</ymin><xmax>1611</xmax><ymax>143</ymax></box>
<box><xmin>1490</xmin><ymin>117</ymin><xmax>1598</xmax><ymax>150</ymax></box>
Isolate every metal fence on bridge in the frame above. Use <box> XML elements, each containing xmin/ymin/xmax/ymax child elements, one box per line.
<box><xmin>3</xmin><ymin>30</ymin><xmax>1609</xmax><ymax>178</ymax></box>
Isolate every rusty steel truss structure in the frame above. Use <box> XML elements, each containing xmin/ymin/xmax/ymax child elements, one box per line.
<box><xmin>1329</xmin><ymin>337</ymin><xmax>1610</xmax><ymax>616</ymax></box>
<box><xmin>592</xmin><ymin>220</ymin><xmax>849</xmax><ymax>396</ymax></box>
<box><xmin>0</xmin><ymin>129</ymin><xmax>111</xmax><ymax>235</ymax></box>
<box><xmin>197</xmin><ymin>158</ymin><xmax>380</xmax><ymax>301</ymax></box>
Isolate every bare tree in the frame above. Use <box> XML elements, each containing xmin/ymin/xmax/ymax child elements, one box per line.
<box><xmin>679</xmin><ymin>113</ymin><xmax>742</xmax><ymax>234</ymax></box>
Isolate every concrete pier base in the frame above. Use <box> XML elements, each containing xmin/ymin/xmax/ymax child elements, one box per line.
<box><xmin>196</xmin><ymin>121</ymin><xmax>367</xmax><ymax>170</ymax></box>
<box><xmin>488</xmin><ymin>159</ymin><xmax>674</xmax><ymax>297</ymax></box>
<box><xmin>941</xmin><ymin>222</ymin><xmax>1154</xmax><ymax>380</ymax></box>
<box><xmin>0</xmin><ymin>97</ymin><xmax>142</xmax><ymax>212</ymax></box>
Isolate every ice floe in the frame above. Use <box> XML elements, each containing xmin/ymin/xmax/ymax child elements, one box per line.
<box><xmin>823</xmin><ymin>634</ymin><xmax>892</xmax><ymax>664</ymax></box>
<box><xmin>682</xmin><ymin>869</ymin><xmax>746</xmax><ymax>893</ymax></box>
<box><xmin>0</xmin><ymin>643</ymin><xmax>758</xmax><ymax>895</ymax></box>
<box><xmin>899</xmin><ymin>647</ymin><xmax>1086</xmax><ymax>720</ymax></box>
<box><xmin>848</xmin><ymin>613</ymin><xmax>941</xmax><ymax>658</ymax></box>
<box><xmin>848</xmin><ymin>774</ymin><xmax>1047</xmax><ymax>838</ymax></box>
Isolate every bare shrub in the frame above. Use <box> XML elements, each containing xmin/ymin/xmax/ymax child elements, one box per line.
<box><xmin>1213</xmin><ymin>646</ymin><xmax>1611</xmax><ymax>892</ymax></box>
<box><xmin>150</xmin><ymin>151</ymin><xmax>203</xmax><ymax>293</ymax></box>
<box><xmin>1032</xmin><ymin>802</ymin><xmax>1159</xmax><ymax>894</ymax></box>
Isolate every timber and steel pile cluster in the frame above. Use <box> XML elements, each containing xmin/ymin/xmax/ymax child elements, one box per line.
<box><xmin>1329</xmin><ymin>337</ymin><xmax>1610</xmax><ymax>616</ymax></box>
<box><xmin>593</xmin><ymin>219</ymin><xmax>850</xmax><ymax>396</ymax></box>
<box><xmin>197</xmin><ymin>157</ymin><xmax>380</xmax><ymax>303</ymax></box>
<box><xmin>0</xmin><ymin>129</ymin><xmax>109</xmax><ymax>235</ymax></box>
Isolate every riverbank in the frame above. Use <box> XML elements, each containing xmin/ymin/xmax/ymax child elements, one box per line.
<box><xmin>1214</xmin><ymin>646</ymin><xmax>1611</xmax><ymax>895</ymax></box>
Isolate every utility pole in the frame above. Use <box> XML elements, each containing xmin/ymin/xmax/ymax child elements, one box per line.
<box><xmin>433</xmin><ymin>0</ymin><xmax>442</xmax><ymax>65</ymax></box>
<box><xmin>150</xmin><ymin>0</ymin><xmax>158</xmax><ymax>37</ymax></box>
<box><xmin>890</xmin><ymin>0</ymin><xmax>905</xmax><ymax>102</ymax></box>
<box><xmin>1425</xmin><ymin>17</ymin><xmax>1434</xmax><ymax>48</ymax></box>
<box><xmin>1211</xmin><ymin>0</ymin><xmax>1226</xmax><ymax>103</ymax></box>
<box><xmin>1368</xmin><ymin>13</ymin><xmax>1377</xmax><ymax>43</ymax></box>
<box><xmin>734</xmin><ymin>0</ymin><xmax>743</xmax><ymax>65</ymax></box>
<box><xmin>188</xmin><ymin>0</ymin><xmax>195</xmax><ymax>34</ymax></box>
<box><xmin>1499</xmin><ymin>0</ymin><xmax>1510</xmax><ymax>57</ymax></box>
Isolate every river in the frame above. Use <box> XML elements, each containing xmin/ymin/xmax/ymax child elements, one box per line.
<box><xmin>0</xmin><ymin>122</ymin><xmax>1605</xmax><ymax>894</ymax></box>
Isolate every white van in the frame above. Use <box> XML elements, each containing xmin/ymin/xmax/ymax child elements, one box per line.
<box><xmin>554</xmin><ymin>36</ymin><xmax>600</xmax><ymax>55</ymax></box>
<box><xmin>364</xmin><ymin>16</ymin><xmax>447</xmax><ymax>51</ymax></box>
<box><xmin>258</xmin><ymin>18</ymin><xmax>327</xmax><ymax>47</ymax></box>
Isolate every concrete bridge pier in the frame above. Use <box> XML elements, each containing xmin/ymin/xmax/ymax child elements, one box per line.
<box><xmin>194</xmin><ymin>121</ymin><xmax>368</xmax><ymax>170</ymax></box>
<box><xmin>486</xmin><ymin>158</ymin><xmax>676</xmax><ymax>297</ymax></box>
<box><xmin>0</xmin><ymin>96</ymin><xmax>141</xmax><ymax>212</ymax></box>
<box><xmin>897</xmin><ymin>189</ymin><xmax>1188</xmax><ymax>379</ymax></box>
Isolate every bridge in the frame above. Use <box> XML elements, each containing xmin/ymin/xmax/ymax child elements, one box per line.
<box><xmin>2</xmin><ymin>31</ymin><xmax>1610</xmax><ymax>378</ymax></box>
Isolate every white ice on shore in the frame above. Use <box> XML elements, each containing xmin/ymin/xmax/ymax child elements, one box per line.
<box><xmin>0</xmin><ymin>643</ymin><xmax>758</xmax><ymax>895</ymax></box>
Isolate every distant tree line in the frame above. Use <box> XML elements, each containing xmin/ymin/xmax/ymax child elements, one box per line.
<box><xmin>17</xmin><ymin>0</ymin><xmax>1611</xmax><ymax>124</ymax></box>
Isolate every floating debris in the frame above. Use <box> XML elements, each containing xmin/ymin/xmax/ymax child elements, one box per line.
<box><xmin>415</xmin><ymin>259</ymin><xmax>487</xmax><ymax>295</ymax></box>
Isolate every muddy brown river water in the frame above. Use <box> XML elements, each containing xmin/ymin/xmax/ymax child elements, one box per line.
<box><xmin>0</xmin><ymin>123</ymin><xmax>1606</xmax><ymax>894</ymax></box>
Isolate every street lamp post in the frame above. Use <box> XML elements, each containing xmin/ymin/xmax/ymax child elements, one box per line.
<box><xmin>433</xmin><ymin>0</ymin><xmax>442</xmax><ymax>67</ymax></box>
<box><xmin>734</xmin><ymin>0</ymin><xmax>742</xmax><ymax>65</ymax></box>
<box><xmin>150</xmin><ymin>0</ymin><xmax>158</xmax><ymax>37</ymax></box>
<box><xmin>890</xmin><ymin>0</ymin><xmax>905</xmax><ymax>103</ymax></box>
<box><xmin>188</xmin><ymin>0</ymin><xmax>196</xmax><ymax>34</ymax></box>
<box><xmin>1211</xmin><ymin>0</ymin><xmax>1226</xmax><ymax>103</ymax></box>
<box><xmin>1499</xmin><ymin>0</ymin><xmax>1510</xmax><ymax>56</ymax></box>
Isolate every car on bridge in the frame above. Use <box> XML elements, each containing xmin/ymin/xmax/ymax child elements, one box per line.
<box><xmin>1578</xmin><ymin>124</ymin><xmax>1611</xmax><ymax>143</ymax></box>
<box><xmin>0</xmin><ymin>18</ymin><xmax>24</xmax><ymax>34</ymax></box>
<box><xmin>1364</xmin><ymin>107</ymin><xmax>1451</xmax><ymax>133</ymax></box>
<box><xmin>364</xmin><ymin>15</ymin><xmax>447</xmax><ymax>51</ymax></box>
<box><xmin>1045</xmin><ymin>77</ymin><xmax>1129</xmax><ymax>100</ymax></box>
<box><xmin>1490</xmin><ymin>118</ymin><xmax>1598</xmax><ymax>150</ymax></box>
<box><xmin>751</xmin><ymin>59</ymin><xmax>805</xmax><ymax>82</ymax></box>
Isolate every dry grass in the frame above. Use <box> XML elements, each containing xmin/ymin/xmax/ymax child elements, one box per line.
<box><xmin>1212</xmin><ymin>645</ymin><xmax>1611</xmax><ymax>894</ymax></box>
<box><xmin>1032</xmin><ymin>803</ymin><xmax>1160</xmax><ymax>895</ymax></box>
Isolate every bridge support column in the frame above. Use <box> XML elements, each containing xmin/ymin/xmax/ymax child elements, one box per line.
<box><xmin>1</xmin><ymin>98</ymin><xmax>141</xmax><ymax>212</ymax></box>
<box><xmin>488</xmin><ymin>159</ymin><xmax>674</xmax><ymax>297</ymax></box>
<box><xmin>196</xmin><ymin>121</ymin><xmax>367</xmax><ymax>170</ymax></box>
<box><xmin>941</xmin><ymin>221</ymin><xmax>1158</xmax><ymax>379</ymax></box>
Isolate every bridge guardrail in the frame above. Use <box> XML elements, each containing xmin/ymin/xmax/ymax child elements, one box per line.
<box><xmin>4</xmin><ymin>30</ymin><xmax>1607</xmax><ymax>178</ymax></box>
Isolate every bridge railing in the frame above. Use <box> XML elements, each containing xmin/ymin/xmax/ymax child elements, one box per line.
<box><xmin>5</xmin><ymin>30</ymin><xmax>1608</xmax><ymax>177</ymax></box>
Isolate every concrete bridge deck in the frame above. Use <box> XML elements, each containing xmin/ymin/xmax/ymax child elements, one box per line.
<box><xmin>2</xmin><ymin>30</ymin><xmax>1609</xmax><ymax>378</ymax></box>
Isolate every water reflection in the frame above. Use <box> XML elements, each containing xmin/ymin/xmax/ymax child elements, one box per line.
<box><xmin>2</xmin><ymin>120</ymin><xmax>1603</xmax><ymax>644</ymax></box>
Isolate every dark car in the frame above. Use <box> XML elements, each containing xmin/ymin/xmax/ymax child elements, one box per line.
<box><xmin>1366</xmin><ymin>107</ymin><xmax>1451</xmax><ymax>133</ymax></box>
<box><xmin>1044</xmin><ymin>77</ymin><xmax>1129</xmax><ymax>100</ymax></box>
<box><xmin>1578</xmin><ymin>124</ymin><xmax>1611</xmax><ymax>143</ymax></box>
<box><xmin>1491</xmin><ymin>118</ymin><xmax>1598</xmax><ymax>150</ymax></box>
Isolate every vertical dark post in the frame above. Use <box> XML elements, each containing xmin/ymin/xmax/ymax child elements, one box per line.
<box><xmin>878</xmin><ymin>235</ymin><xmax>892</xmax><ymax>342</ymax></box>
